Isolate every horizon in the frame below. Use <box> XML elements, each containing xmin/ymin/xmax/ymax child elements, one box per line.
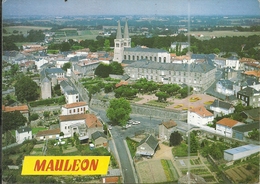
<box><xmin>3</xmin><ymin>0</ymin><xmax>260</xmax><ymax>17</ymax></box>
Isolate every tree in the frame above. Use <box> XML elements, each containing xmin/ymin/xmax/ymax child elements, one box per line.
<box><xmin>94</xmin><ymin>63</ymin><xmax>112</xmax><ymax>78</ymax></box>
<box><xmin>248</xmin><ymin>129</ymin><xmax>260</xmax><ymax>141</ymax></box>
<box><xmin>189</xmin><ymin>132</ymin><xmax>198</xmax><ymax>153</ymax></box>
<box><xmin>3</xmin><ymin>111</ymin><xmax>27</xmax><ymax>132</ymax></box>
<box><xmin>169</xmin><ymin>131</ymin><xmax>183</xmax><ymax>146</ymax></box>
<box><xmin>155</xmin><ymin>91</ymin><xmax>169</xmax><ymax>102</ymax></box>
<box><xmin>110</xmin><ymin>62</ymin><xmax>124</xmax><ymax>75</ymax></box>
<box><xmin>62</xmin><ymin>62</ymin><xmax>71</xmax><ymax>71</ymax></box>
<box><xmin>104</xmin><ymin>39</ymin><xmax>111</xmax><ymax>52</ymax></box>
<box><xmin>15</xmin><ymin>75</ymin><xmax>39</xmax><ymax>102</ymax></box>
<box><xmin>106</xmin><ymin>98</ymin><xmax>132</xmax><ymax>126</ymax></box>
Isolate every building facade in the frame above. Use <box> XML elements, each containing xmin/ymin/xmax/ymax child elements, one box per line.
<box><xmin>125</xmin><ymin>60</ymin><xmax>216</xmax><ymax>92</ymax></box>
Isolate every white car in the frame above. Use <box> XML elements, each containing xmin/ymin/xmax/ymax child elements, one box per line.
<box><xmin>126</xmin><ymin>124</ymin><xmax>131</xmax><ymax>128</ymax></box>
<box><xmin>108</xmin><ymin>125</ymin><xmax>112</xmax><ymax>130</ymax></box>
<box><xmin>132</xmin><ymin>121</ymin><xmax>139</xmax><ymax>125</ymax></box>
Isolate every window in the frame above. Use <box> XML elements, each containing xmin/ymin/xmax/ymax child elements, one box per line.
<box><xmin>154</xmin><ymin>57</ymin><xmax>157</xmax><ymax>61</ymax></box>
<box><xmin>164</xmin><ymin>57</ymin><xmax>166</xmax><ymax>63</ymax></box>
<box><xmin>128</xmin><ymin>55</ymin><xmax>130</xmax><ymax>60</ymax></box>
<box><xmin>133</xmin><ymin>56</ymin><xmax>135</xmax><ymax>60</ymax></box>
<box><xmin>159</xmin><ymin>57</ymin><xmax>161</xmax><ymax>62</ymax></box>
<box><xmin>124</xmin><ymin>55</ymin><xmax>126</xmax><ymax>60</ymax></box>
<box><xmin>74</xmin><ymin>109</ymin><xmax>75</xmax><ymax>112</ymax></box>
<box><xmin>69</xmin><ymin>110</ymin><xmax>71</xmax><ymax>113</ymax></box>
<box><xmin>116</xmin><ymin>43</ymin><xmax>119</xmax><ymax>47</ymax></box>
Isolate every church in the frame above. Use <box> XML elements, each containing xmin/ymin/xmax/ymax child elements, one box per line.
<box><xmin>113</xmin><ymin>20</ymin><xmax>171</xmax><ymax>63</ymax></box>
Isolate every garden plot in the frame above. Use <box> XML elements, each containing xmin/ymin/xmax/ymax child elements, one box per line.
<box><xmin>136</xmin><ymin>160</ymin><xmax>167</xmax><ymax>183</ymax></box>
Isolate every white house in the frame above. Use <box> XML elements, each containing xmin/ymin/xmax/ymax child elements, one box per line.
<box><xmin>16</xmin><ymin>127</ymin><xmax>32</xmax><ymax>144</ymax></box>
<box><xmin>216</xmin><ymin>79</ymin><xmax>234</xmax><ymax>96</ymax></box>
<box><xmin>216</xmin><ymin>118</ymin><xmax>244</xmax><ymax>137</ymax></box>
<box><xmin>59</xmin><ymin>114</ymin><xmax>103</xmax><ymax>139</ymax></box>
<box><xmin>210</xmin><ymin>99</ymin><xmax>235</xmax><ymax>117</ymax></box>
<box><xmin>56</xmin><ymin>57</ymin><xmax>70</xmax><ymax>68</ymax></box>
<box><xmin>136</xmin><ymin>135</ymin><xmax>159</xmax><ymax>156</ymax></box>
<box><xmin>188</xmin><ymin>106</ymin><xmax>214</xmax><ymax>126</ymax></box>
<box><xmin>61</xmin><ymin>102</ymin><xmax>88</xmax><ymax>115</ymax></box>
<box><xmin>35</xmin><ymin>58</ymin><xmax>48</xmax><ymax>70</ymax></box>
<box><xmin>60</xmin><ymin>80</ymin><xmax>79</xmax><ymax>104</ymax></box>
<box><xmin>224</xmin><ymin>144</ymin><xmax>260</xmax><ymax>161</ymax></box>
<box><xmin>225</xmin><ymin>56</ymin><xmax>240</xmax><ymax>70</ymax></box>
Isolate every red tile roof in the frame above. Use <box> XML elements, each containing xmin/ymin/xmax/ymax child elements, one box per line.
<box><xmin>59</xmin><ymin>114</ymin><xmax>102</xmax><ymax>128</ymax></box>
<box><xmin>63</xmin><ymin>102</ymin><xmax>87</xmax><ymax>109</ymax></box>
<box><xmin>36</xmin><ymin>129</ymin><xmax>60</xmax><ymax>137</ymax></box>
<box><xmin>115</xmin><ymin>80</ymin><xmax>128</xmax><ymax>88</ymax></box>
<box><xmin>103</xmin><ymin>176</ymin><xmax>120</xmax><ymax>183</ymax></box>
<box><xmin>216</xmin><ymin>118</ymin><xmax>239</xmax><ymax>128</ymax></box>
<box><xmin>189</xmin><ymin>106</ymin><xmax>213</xmax><ymax>117</ymax></box>
<box><xmin>2</xmin><ymin>105</ymin><xmax>29</xmax><ymax>112</ymax></box>
<box><xmin>161</xmin><ymin>120</ymin><xmax>177</xmax><ymax>129</ymax></box>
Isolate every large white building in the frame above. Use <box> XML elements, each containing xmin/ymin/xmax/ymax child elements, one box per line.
<box><xmin>16</xmin><ymin>127</ymin><xmax>32</xmax><ymax>144</ymax></box>
<box><xmin>61</xmin><ymin>102</ymin><xmax>88</xmax><ymax>115</ymax></box>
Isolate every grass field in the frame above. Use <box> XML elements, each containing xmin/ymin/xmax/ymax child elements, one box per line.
<box><xmin>3</xmin><ymin>26</ymin><xmax>52</xmax><ymax>36</ymax></box>
<box><xmin>190</xmin><ymin>31</ymin><xmax>260</xmax><ymax>40</ymax></box>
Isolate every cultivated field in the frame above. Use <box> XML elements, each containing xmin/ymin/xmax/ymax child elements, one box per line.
<box><xmin>190</xmin><ymin>31</ymin><xmax>260</xmax><ymax>40</ymax></box>
<box><xmin>225</xmin><ymin>164</ymin><xmax>259</xmax><ymax>183</ymax></box>
<box><xmin>136</xmin><ymin>160</ymin><xmax>167</xmax><ymax>183</ymax></box>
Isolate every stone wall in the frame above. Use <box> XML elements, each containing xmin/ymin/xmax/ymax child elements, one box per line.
<box><xmin>90</xmin><ymin>98</ymin><xmax>187</xmax><ymax>121</ymax></box>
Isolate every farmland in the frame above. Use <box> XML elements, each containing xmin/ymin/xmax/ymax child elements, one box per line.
<box><xmin>190</xmin><ymin>30</ymin><xmax>260</xmax><ymax>40</ymax></box>
<box><xmin>225</xmin><ymin>164</ymin><xmax>259</xmax><ymax>183</ymax></box>
<box><xmin>3</xmin><ymin>26</ymin><xmax>52</xmax><ymax>36</ymax></box>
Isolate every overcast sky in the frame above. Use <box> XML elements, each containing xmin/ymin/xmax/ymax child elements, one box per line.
<box><xmin>3</xmin><ymin>0</ymin><xmax>260</xmax><ymax>17</ymax></box>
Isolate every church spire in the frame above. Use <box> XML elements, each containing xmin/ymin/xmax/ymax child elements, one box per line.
<box><xmin>116</xmin><ymin>20</ymin><xmax>122</xmax><ymax>39</ymax></box>
<box><xmin>124</xmin><ymin>19</ymin><xmax>129</xmax><ymax>39</ymax></box>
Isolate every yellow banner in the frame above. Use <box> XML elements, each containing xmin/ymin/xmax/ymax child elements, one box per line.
<box><xmin>21</xmin><ymin>156</ymin><xmax>110</xmax><ymax>175</ymax></box>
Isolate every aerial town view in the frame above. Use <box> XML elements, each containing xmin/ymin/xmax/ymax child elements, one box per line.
<box><xmin>2</xmin><ymin>0</ymin><xmax>260</xmax><ymax>183</ymax></box>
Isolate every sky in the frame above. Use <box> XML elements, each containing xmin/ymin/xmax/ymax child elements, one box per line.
<box><xmin>2</xmin><ymin>0</ymin><xmax>260</xmax><ymax>17</ymax></box>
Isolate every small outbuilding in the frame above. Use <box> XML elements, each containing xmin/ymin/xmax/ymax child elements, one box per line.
<box><xmin>136</xmin><ymin>135</ymin><xmax>159</xmax><ymax>156</ymax></box>
<box><xmin>224</xmin><ymin>144</ymin><xmax>260</xmax><ymax>161</ymax></box>
<box><xmin>91</xmin><ymin>131</ymin><xmax>107</xmax><ymax>147</ymax></box>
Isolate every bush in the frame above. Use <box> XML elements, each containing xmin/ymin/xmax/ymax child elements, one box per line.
<box><xmin>29</xmin><ymin>113</ymin><xmax>39</xmax><ymax>121</ymax></box>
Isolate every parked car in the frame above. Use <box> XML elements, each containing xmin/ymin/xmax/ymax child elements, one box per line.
<box><xmin>108</xmin><ymin>125</ymin><xmax>112</xmax><ymax>130</ymax></box>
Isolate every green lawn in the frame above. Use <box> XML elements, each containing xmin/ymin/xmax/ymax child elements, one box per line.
<box><xmin>32</xmin><ymin>127</ymin><xmax>47</xmax><ymax>135</ymax></box>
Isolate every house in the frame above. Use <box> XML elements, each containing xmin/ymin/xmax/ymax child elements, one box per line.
<box><xmin>60</xmin><ymin>80</ymin><xmax>79</xmax><ymax>104</ymax></box>
<box><xmin>225</xmin><ymin>56</ymin><xmax>240</xmax><ymax>70</ymax></box>
<box><xmin>16</xmin><ymin>126</ymin><xmax>32</xmax><ymax>144</ymax></box>
<box><xmin>216</xmin><ymin>118</ymin><xmax>244</xmax><ymax>137</ymax></box>
<box><xmin>232</xmin><ymin>122</ymin><xmax>260</xmax><ymax>141</ymax></box>
<box><xmin>159</xmin><ymin>120</ymin><xmax>177</xmax><ymax>140</ymax></box>
<box><xmin>224</xmin><ymin>144</ymin><xmax>260</xmax><ymax>161</ymax></box>
<box><xmin>209</xmin><ymin>99</ymin><xmax>235</xmax><ymax>117</ymax></box>
<box><xmin>216</xmin><ymin>79</ymin><xmax>234</xmax><ymax>96</ymax></box>
<box><xmin>91</xmin><ymin>131</ymin><xmax>107</xmax><ymax>147</ymax></box>
<box><xmin>237</xmin><ymin>86</ymin><xmax>260</xmax><ymax>107</ymax></box>
<box><xmin>136</xmin><ymin>135</ymin><xmax>159</xmax><ymax>156</ymax></box>
<box><xmin>61</xmin><ymin>101</ymin><xmax>88</xmax><ymax>115</ymax></box>
<box><xmin>170</xmin><ymin>42</ymin><xmax>189</xmax><ymax>52</ymax></box>
<box><xmin>240</xmin><ymin>108</ymin><xmax>260</xmax><ymax>123</ymax></box>
<box><xmin>35</xmin><ymin>128</ymin><xmax>60</xmax><ymax>141</ymax></box>
<box><xmin>2</xmin><ymin>104</ymin><xmax>29</xmax><ymax>121</ymax></box>
<box><xmin>59</xmin><ymin>114</ymin><xmax>103</xmax><ymax>139</ymax></box>
<box><xmin>188</xmin><ymin>106</ymin><xmax>214</xmax><ymax>126</ymax></box>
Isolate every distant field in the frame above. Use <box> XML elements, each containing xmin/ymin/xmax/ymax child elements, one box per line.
<box><xmin>3</xmin><ymin>26</ymin><xmax>52</xmax><ymax>35</ymax></box>
<box><xmin>190</xmin><ymin>31</ymin><xmax>260</xmax><ymax>40</ymax></box>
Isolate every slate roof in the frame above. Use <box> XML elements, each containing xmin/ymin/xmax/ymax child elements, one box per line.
<box><xmin>228</xmin><ymin>56</ymin><xmax>239</xmax><ymax>60</ymax></box>
<box><xmin>17</xmin><ymin>126</ymin><xmax>32</xmax><ymax>133</ymax></box>
<box><xmin>91</xmin><ymin>131</ymin><xmax>107</xmax><ymax>140</ymax></box>
<box><xmin>241</xmin><ymin>108</ymin><xmax>260</xmax><ymax>121</ymax></box>
<box><xmin>45</xmin><ymin>68</ymin><xmax>65</xmax><ymax>74</ymax></box>
<box><xmin>232</xmin><ymin>122</ymin><xmax>260</xmax><ymax>133</ymax></box>
<box><xmin>237</xmin><ymin>86</ymin><xmax>260</xmax><ymax>97</ymax></box>
<box><xmin>217</xmin><ymin>79</ymin><xmax>233</xmax><ymax>90</ymax></box>
<box><xmin>126</xmin><ymin>60</ymin><xmax>216</xmax><ymax>73</ymax></box>
<box><xmin>124</xmin><ymin>47</ymin><xmax>168</xmax><ymax>53</ymax></box>
<box><xmin>138</xmin><ymin>135</ymin><xmax>158</xmax><ymax>150</ymax></box>
<box><xmin>210</xmin><ymin>99</ymin><xmax>233</xmax><ymax>109</ymax></box>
